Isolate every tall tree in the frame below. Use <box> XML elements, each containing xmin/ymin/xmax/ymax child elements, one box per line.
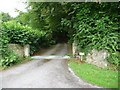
<box><xmin>0</xmin><ymin>12</ymin><xmax>12</xmax><ymax>22</ymax></box>
<box><xmin>24</xmin><ymin>2</ymin><xmax>73</xmax><ymax>42</ymax></box>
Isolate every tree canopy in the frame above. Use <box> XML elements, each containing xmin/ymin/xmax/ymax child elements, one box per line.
<box><xmin>0</xmin><ymin>12</ymin><xmax>13</xmax><ymax>22</ymax></box>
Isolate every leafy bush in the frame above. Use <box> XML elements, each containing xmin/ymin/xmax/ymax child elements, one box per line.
<box><xmin>105</xmin><ymin>51</ymin><xmax>120</xmax><ymax>66</ymax></box>
<box><xmin>74</xmin><ymin>16</ymin><xmax>119</xmax><ymax>51</ymax></box>
<box><xmin>0</xmin><ymin>50</ymin><xmax>20</xmax><ymax>68</ymax></box>
<box><xmin>0</xmin><ymin>26</ymin><xmax>20</xmax><ymax>68</ymax></box>
<box><xmin>1</xmin><ymin>21</ymin><xmax>52</xmax><ymax>68</ymax></box>
<box><xmin>1</xmin><ymin>21</ymin><xmax>51</xmax><ymax>54</ymax></box>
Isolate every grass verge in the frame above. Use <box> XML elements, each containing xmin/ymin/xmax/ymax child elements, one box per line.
<box><xmin>69</xmin><ymin>62</ymin><xmax>118</xmax><ymax>88</ymax></box>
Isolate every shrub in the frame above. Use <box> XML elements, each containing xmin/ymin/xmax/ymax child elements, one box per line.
<box><xmin>1</xmin><ymin>21</ymin><xmax>52</xmax><ymax>67</ymax></box>
<box><xmin>0</xmin><ymin>50</ymin><xmax>20</xmax><ymax>68</ymax></box>
<box><xmin>1</xmin><ymin>21</ymin><xmax>51</xmax><ymax>54</ymax></box>
<box><xmin>105</xmin><ymin>51</ymin><xmax>120</xmax><ymax>66</ymax></box>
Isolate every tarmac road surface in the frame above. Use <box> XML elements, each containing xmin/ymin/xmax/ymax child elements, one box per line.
<box><xmin>0</xmin><ymin>44</ymin><xmax>101</xmax><ymax>88</ymax></box>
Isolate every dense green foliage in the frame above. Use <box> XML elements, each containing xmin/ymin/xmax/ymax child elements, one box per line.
<box><xmin>74</xmin><ymin>3</ymin><xmax>119</xmax><ymax>51</ymax></box>
<box><xmin>0</xmin><ymin>12</ymin><xmax>13</xmax><ymax>22</ymax></box>
<box><xmin>14</xmin><ymin>11</ymin><xmax>30</xmax><ymax>25</ymax></box>
<box><xmin>70</xmin><ymin>62</ymin><xmax>118</xmax><ymax>88</ymax></box>
<box><xmin>0</xmin><ymin>22</ymin><xmax>20</xmax><ymax>68</ymax></box>
<box><xmin>2</xmin><ymin>21</ymin><xmax>52</xmax><ymax>54</ymax></box>
<box><xmin>24</xmin><ymin>2</ymin><xmax>119</xmax><ymax>66</ymax></box>
<box><xmin>0</xmin><ymin>21</ymin><xmax>53</xmax><ymax>67</ymax></box>
<box><xmin>0</xmin><ymin>50</ymin><xmax>21</xmax><ymax>68</ymax></box>
<box><xmin>18</xmin><ymin>2</ymin><xmax>70</xmax><ymax>42</ymax></box>
<box><xmin>61</xmin><ymin>3</ymin><xmax>120</xmax><ymax>65</ymax></box>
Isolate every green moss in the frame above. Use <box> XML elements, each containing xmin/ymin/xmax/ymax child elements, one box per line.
<box><xmin>69</xmin><ymin>62</ymin><xmax>118</xmax><ymax>88</ymax></box>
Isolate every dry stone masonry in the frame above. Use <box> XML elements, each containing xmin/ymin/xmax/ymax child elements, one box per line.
<box><xmin>86</xmin><ymin>49</ymin><xmax>109</xmax><ymax>68</ymax></box>
<box><xmin>8</xmin><ymin>44</ymin><xmax>30</xmax><ymax>58</ymax></box>
<box><xmin>72</xmin><ymin>42</ymin><xmax>109</xmax><ymax>68</ymax></box>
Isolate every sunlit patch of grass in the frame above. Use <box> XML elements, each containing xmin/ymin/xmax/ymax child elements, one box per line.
<box><xmin>69</xmin><ymin>62</ymin><xmax>118</xmax><ymax>88</ymax></box>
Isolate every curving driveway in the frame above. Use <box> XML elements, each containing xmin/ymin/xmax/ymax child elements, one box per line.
<box><xmin>0</xmin><ymin>44</ymin><xmax>102</xmax><ymax>88</ymax></box>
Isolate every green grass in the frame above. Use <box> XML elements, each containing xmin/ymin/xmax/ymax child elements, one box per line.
<box><xmin>69</xmin><ymin>62</ymin><xmax>118</xmax><ymax>88</ymax></box>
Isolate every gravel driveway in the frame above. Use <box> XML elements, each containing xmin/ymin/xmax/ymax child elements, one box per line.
<box><xmin>0</xmin><ymin>44</ymin><xmax>102</xmax><ymax>88</ymax></box>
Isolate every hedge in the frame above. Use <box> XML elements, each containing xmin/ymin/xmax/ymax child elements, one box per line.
<box><xmin>0</xmin><ymin>21</ymin><xmax>53</xmax><ymax>67</ymax></box>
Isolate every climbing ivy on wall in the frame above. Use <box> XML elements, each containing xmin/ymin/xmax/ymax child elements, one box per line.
<box><xmin>61</xmin><ymin>3</ymin><xmax>120</xmax><ymax>66</ymax></box>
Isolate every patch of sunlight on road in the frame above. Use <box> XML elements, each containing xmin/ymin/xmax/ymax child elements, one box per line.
<box><xmin>31</xmin><ymin>55</ymin><xmax>71</xmax><ymax>59</ymax></box>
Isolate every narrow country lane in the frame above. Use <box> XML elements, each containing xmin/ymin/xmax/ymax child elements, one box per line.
<box><xmin>0</xmin><ymin>44</ymin><xmax>101</xmax><ymax>88</ymax></box>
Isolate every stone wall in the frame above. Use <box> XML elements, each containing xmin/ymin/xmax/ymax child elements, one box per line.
<box><xmin>86</xmin><ymin>49</ymin><xmax>109</xmax><ymax>68</ymax></box>
<box><xmin>72</xmin><ymin>41</ymin><xmax>77</xmax><ymax>56</ymax></box>
<box><xmin>24</xmin><ymin>44</ymin><xmax>30</xmax><ymax>57</ymax></box>
<box><xmin>8</xmin><ymin>44</ymin><xmax>30</xmax><ymax>58</ymax></box>
<box><xmin>72</xmin><ymin>42</ymin><xmax>109</xmax><ymax>68</ymax></box>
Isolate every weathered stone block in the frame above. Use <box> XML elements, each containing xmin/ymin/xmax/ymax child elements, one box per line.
<box><xmin>8</xmin><ymin>44</ymin><xmax>24</xmax><ymax>58</ymax></box>
<box><xmin>8</xmin><ymin>44</ymin><xmax>30</xmax><ymax>58</ymax></box>
<box><xmin>86</xmin><ymin>49</ymin><xmax>109</xmax><ymax>68</ymax></box>
<box><xmin>72</xmin><ymin>42</ymin><xmax>110</xmax><ymax>68</ymax></box>
<box><xmin>72</xmin><ymin>42</ymin><xmax>77</xmax><ymax>55</ymax></box>
<box><xmin>24</xmin><ymin>44</ymin><xmax>30</xmax><ymax>57</ymax></box>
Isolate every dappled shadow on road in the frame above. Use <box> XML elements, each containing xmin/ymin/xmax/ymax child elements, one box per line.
<box><xmin>36</xmin><ymin>59</ymin><xmax>51</xmax><ymax>67</ymax></box>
